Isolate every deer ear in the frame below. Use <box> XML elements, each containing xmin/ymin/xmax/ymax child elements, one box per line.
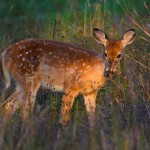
<box><xmin>93</xmin><ymin>28</ymin><xmax>108</xmax><ymax>45</ymax></box>
<box><xmin>122</xmin><ymin>29</ymin><xmax>135</xmax><ymax>46</ymax></box>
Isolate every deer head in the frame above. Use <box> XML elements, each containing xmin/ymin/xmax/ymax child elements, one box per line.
<box><xmin>93</xmin><ymin>28</ymin><xmax>135</xmax><ymax>77</ymax></box>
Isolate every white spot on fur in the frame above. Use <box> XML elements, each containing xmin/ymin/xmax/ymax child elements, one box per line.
<box><xmin>22</xmin><ymin>46</ymin><xmax>26</xmax><ymax>49</ymax></box>
<box><xmin>22</xmin><ymin>58</ymin><xmax>25</xmax><ymax>61</ymax></box>
<box><xmin>25</xmin><ymin>52</ymin><xmax>29</xmax><ymax>54</ymax></box>
<box><xmin>37</xmin><ymin>48</ymin><xmax>43</xmax><ymax>51</ymax></box>
<box><xmin>19</xmin><ymin>46</ymin><xmax>23</xmax><ymax>49</ymax></box>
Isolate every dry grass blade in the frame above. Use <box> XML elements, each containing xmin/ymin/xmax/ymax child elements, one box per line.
<box><xmin>144</xmin><ymin>2</ymin><xmax>150</xmax><ymax>15</ymax></box>
<box><xmin>117</xmin><ymin>0</ymin><xmax>150</xmax><ymax>37</ymax></box>
<box><xmin>123</xmin><ymin>53</ymin><xmax>150</xmax><ymax>70</ymax></box>
<box><xmin>140</xmin><ymin>36</ymin><xmax>150</xmax><ymax>43</ymax></box>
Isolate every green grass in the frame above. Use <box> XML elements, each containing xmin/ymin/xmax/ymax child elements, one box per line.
<box><xmin>0</xmin><ymin>0</ymin><xmax>150</xmax><ymax>150</ymax></box>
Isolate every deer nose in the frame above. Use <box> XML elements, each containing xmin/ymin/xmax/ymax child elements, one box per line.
<box><xmin>105</xmin><ymin>70</ymin><xmax>110</xmax><ymax>78</ymax></box>
<box><xmin>105</xmin><ymin>68</ymin><xmax>114</xmax><ymax>78</ymax></box>
<box><xmin>105</xmin><ymin>68</ymin><xmax>111</xmax><ymax>78</ymax></box>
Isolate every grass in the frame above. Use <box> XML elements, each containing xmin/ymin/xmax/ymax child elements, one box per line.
<box><xmin>0</xmin><ymin>0</ymin><xmax>150</xmax><ymax>149</ymax></box>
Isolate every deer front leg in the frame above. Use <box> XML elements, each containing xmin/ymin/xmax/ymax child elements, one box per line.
<box><xmin>83</xmin><ymin>91</ymin><xmax>97</xmax><ymax>128</ymax></box>
<box><xmin>60</xmin><ymin>90</ymin><xmax>78</xmax><ymax>126</ymax></box>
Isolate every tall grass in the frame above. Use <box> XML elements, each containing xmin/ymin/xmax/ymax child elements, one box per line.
<box><xmin>0</xmin><ymin>0</ymin><xmax>150</xmax><ymax>150</ymax></box>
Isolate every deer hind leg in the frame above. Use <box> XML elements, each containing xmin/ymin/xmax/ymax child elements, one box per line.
<box><xmin>60</xmin><ymin>90</ymin><xmax>78</xmax><ymax>126</ymax></box>
<box><xmin>2</xmin><ymin>84</ymin><xmax>24</xmax><ymax>114</ymax></box>
<box><xmin>83</xmin><ymin>91</ymin><xmax>97</xmax><ymax>128</ymax></box>
<box><xmin>2</xmin><ymin>91</ymin><xmax>19</xmax><ymax>119</ymax></box>
<box><xmin>1</xmin><ymin>84</ymin><xmax>24</xmax><ymax>119</ymax></box>
<box><xmin>22</xmin><ymin>76</ymin><xmax>41</xmax><ymax>121</ymax></box>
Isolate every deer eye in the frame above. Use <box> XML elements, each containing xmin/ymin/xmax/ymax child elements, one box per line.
<box><xmin>104</xmin><ymin>52</ymin><xmax>107</xmax><ymax>58</ymax></box>
<box><xmin>117</xmin><ymin>53</ymin><xmax>122</xmax><ymax>59</ymax></box>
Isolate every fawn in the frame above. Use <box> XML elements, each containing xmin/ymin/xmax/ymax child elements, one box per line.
<box><xmin>0</xmin><ymin>28</ymin><xmax>135</xmax><ymax>127</ymax></box>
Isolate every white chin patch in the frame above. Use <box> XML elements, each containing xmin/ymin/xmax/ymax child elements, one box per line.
<box><xmin>106</xmin><ymin>68</ymin><xmax>109</xmax><ymax>71</ymax></box>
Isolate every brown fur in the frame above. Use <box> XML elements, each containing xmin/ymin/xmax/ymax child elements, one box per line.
<box><xmin>106</xmin><ymin>39</ymin><xmax>123</xmax><ymax>58</ymax></box>
<box><xmin>1</xmin><ymin>28</ymin><xmax>135</xmax><ymax>127</ymax></box>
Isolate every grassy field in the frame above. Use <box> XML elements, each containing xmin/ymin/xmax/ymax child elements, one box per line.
<box><xmin>0</xmin><ymin>0</ymin><xmax>150</xmax><ymax>149</ymax></box>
